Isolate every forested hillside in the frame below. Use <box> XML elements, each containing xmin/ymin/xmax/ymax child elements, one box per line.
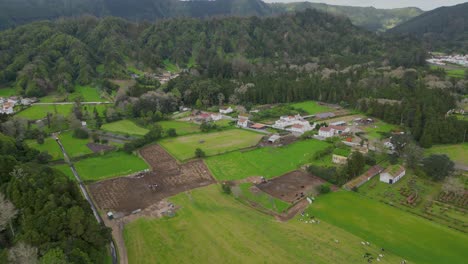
<box><xmin>389</xmin><ymin>2</ymin><xmax>468</xmax><ymax>53</ymax></box>
<box><xmin>270</xmin><ymin>2</ymin><xmax>423</xmax><ymax>32</ymax></box>
<box><xmin>0</xmin><ymin>133</ymin><xmax>111</xmax><ymax>263</ymax></box>
<box><xmin>0</xmin><ymin>9</ymin><xmax>425</xmax><ymax>97</ymax></box>
<box><xmin>0</xmin><ymin>0</ymin><xmax>421</xmax><ymax>32</ymax></box>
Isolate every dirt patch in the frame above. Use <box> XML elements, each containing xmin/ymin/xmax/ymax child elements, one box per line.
<box><xmin>86</xmin><ymin>143</ymin><xmax>115</xmax><ymax>153</ymax></box>
<box><xmin>88</xmin><ymin>144</ymin><xmax>215</xmax><ymax>215</ymax></box>
<box><xmin>256</xmin><ymin>170</ymin><xmax>335</xmax><ymax>203</ymax></box>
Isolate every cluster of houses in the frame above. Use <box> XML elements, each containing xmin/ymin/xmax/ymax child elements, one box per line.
<box><xmin>427</xmin><ymin>54</ymin><xmax>468</xmax><ymax>67</ymax></box>
<box><xmin>0</xmin><ymin>96</ymin><xmax>36</xmax><ymax>114</ymax></box>
<box><xmin>272</xmin><ymin>115</ymin><xmax>314</xmax><ymax>134</ymax></box>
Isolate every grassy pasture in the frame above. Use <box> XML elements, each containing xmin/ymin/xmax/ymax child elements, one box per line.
<box><xmin>0</xmin><ymin>87</ymin><xmax>16</xmax><ymax>97</ymax></box>
<box><xmin>363</xmin><ymin>121</ymin><xmax>399</xmax><ymax>140</ymax></box>
<box><xmin>290</xmin><ymin>101</ymin><xmax>334</xmax><ymax>115</ymax></box>
<box><xmin>159</xmin><ymin>129</ymin><xmax>263</xmax><ymax>161</ymax></box>
<box><xmin>425</xmin><ymin>143</ymin><xmax>468</xmax><ymax>165</ymax></box>
<box><xmin>309</xmin><ymin>191</ymin><xmax>468</xmax><ymax>264</ymax></box>
<box><xmin>124</xmin><ymin>185</ymin><xmax>407</xmax><ymax>264</ymax></box>
<box><xmin>206</xmin><ymin>139</ymin><xmax>330</xmax><ymax>181</ymax></box>
<box><xmin>17</xmin><ymin>104</ymin><xmax>73</xmax><ymax>120</ymax></box>
<box><xmin>63</xmin><ymin>151</ymin><xmax>149</xmax><ymax>182</ymax></box>
<box><xmin>26</xmin><ymin>137</ymin><xmax>62</xmax><ymax>160</ymax></box>
<box><xmin>158</xmin><ymin>120</ymin><xmax>200</xmax><ymax>136</ymax></box>
<box><xmin>101</xmin><ymin>120</ymin><xmax>149</xmax><ymax>136</ymax></box>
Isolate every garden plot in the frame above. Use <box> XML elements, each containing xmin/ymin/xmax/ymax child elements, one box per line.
<box><xmin>88</xmin><ymin>145</ymin><xmax>215</xmax><ymax>215</ymax></box>
<box><xmin>257</xmin><ymin>170</ymin><xmax>335</xmax><ymax>203</ymax></box>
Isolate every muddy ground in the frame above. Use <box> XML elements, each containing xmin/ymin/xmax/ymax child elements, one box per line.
<box><xmin>256</xmin><ymin>170</ymin><xmax>334</xmax><ymax>203</ymax></box>
<box><xmin>88</xmin><ymin>144</ymin><xmax>215</xmax><ymax>215</ymax></box>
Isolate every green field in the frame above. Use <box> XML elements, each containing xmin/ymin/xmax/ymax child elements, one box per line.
<box><xmin>206</xmin><ymin>139</ymin><xmax>330</xmax><ymax>181</ymax></box>
<box><xmin>160</xmin><ymin>129</ymin><xmax>263</xmax><ymax>161</ymax></box>
<box><xmin>290</xmin><ymin>101</ymin><xmax>334</xmax><ymax>115</ymax></box>
<box><xmin>39</xmin><ymin>85</ymin><xmax>105</xmax><ymax>103</ymax></box>
<box><xmin>238</xmin><ymin>183</ymin><xmax>290</xmax><ymax>213</ymax></box>
<box><xmin>59</xmin><ymin>131</ymin><xmax>93</xmax><ymax>157</ymax></box>
<box><xmin>17</xmin><ymin>104</ymin><xmax>73</xmax><ymax>120</ymax></box>
<box><xmin>0</xmin><ymin>87</ymin><xmax>16</xmax><ymax>97</ymax></box>
<box><xmin>26</xmin><ymin>137</ymin><xmax>62</xmax><ymax>160</ymax></box>
<box><xmin>63</xmin><ymin>151</ymin><xmax>149</xmax><ymax>181</ymax></box>
<box><xmin>426</xmin><ymin>143</ymin><xmax>468</xmax><ymax>165</ymax></box>
<box><xmin>101</xmin><ymin>120</ymin><xmax>149</xmax><ymax>136</ymax></box>
<box><xmin>17</xmin><ymin>104</ymin><xmax>107</xmax><ymax>120</ymax></box>
<box><xmin>26</xmin><ymin>131</ymin><xmax>92</xmax><ymax>159</ymax></box>
<box><xmin>124</xmin><ymin>185</ymin><xmax>407</xmax><ymax>264</ymax></box>
<box><xmin>363</xmin><ymin>121</ymin><xmax>398</xmax><ymax>140</ymax></box>
<box><xmin>127</xmin><ymin>65</ymin><xmax>144</xmax><ymax>75</ymax></box>
<box><xmin>309</xmin><ymin>191</ymin><xmax>468</xmax><ymax>264</ymax></box>
<box><xmin>158</xmin><ymin>120</ymin><xmax>200</xmax><ymax>135</ymax></box>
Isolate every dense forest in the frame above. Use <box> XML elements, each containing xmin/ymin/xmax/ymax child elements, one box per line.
<box><xmin>0</xmin><ymin>9</ymin><xmax>426</xmax><ymax>97</ymax></box>
<box><xmin>0</xmin><ymin>133</ymin><xmax>111</xmax><ymax>263</ymax></box>
<box><xmin>0</xmin><ymin>0</ymin><xmax>422</xmax><ymax>32</ymax></box>
<box><xmin>389</xmin><ymin>2</ymin><xmax>468</xmax><ymax>53</ymax></box>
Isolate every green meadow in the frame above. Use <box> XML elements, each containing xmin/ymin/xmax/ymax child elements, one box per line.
<box><xmin>101</xmin><ymin>119</ymin><xmax>149</xmax><ymax>136</ymax></box>
<box><xmin>160</xmin><ymin>129</ymin><xmax>263</xmax><ymax>161</ymax></box>
<box><xmin>290</xmin><ymin>101</ymin><xmax>334</xmax><ymax>115</ymax></box>
<box><xmin>124</xmin><ymin>185</ymin><xmax>407</xmax><ymax>264</ymax></box>
<box><xmin>309</xmin><ymin>191</ymin><xmax>468</xmax><ymax>264</ymax></box>
<box><xmin>158</xmin><ymin>120</ymin><xmax>200</xmax><ymax>135</ymax></box>
<box><xmin>206</xmin><ymin>139</ymin><xmax>330</xmax><ymax>181</ymax></box>
<box><xmin>425</xmin><ymin>143</ymin><xmax>468</xmax><ymax>165</ymax></box>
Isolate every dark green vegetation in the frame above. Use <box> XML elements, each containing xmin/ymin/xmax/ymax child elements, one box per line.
<box><xmin>389</xmin><ymin>2</ymin><xmax>468</xmax><ymax>53</ymax></box>
<box><xmin>0</xmin><ymin>0</ymin><xmax>422</xmax><ymax>32</ymax></box>
<box><xmin>0</xmin><ymin>9</ymin><xmax>425</xmax><ymax>97</ymax></box>
<box><xmin>0</xmin><ymin>133</ymin><xmax>110</xmax><ymax>263</ymax></box>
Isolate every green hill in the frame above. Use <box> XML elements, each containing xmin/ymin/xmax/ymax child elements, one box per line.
<box><xmin>389</xmin><ymin>2</ymin><xmax>468</xmax><ymax>53</ymax></box>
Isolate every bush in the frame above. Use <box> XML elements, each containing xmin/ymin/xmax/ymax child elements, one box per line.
<box><xmin>317</xmin><ymin>184</ymin><xmax>331</xmax><ymax>194</ymax></box>
<box><xmin>36</xmin><ymin>151</ymin><xmax>52</xmax><ymax>164</ymax></box>
<box><xmin>166</xmin><ymin>128</ymin><xmax>177</xmax><ymax>137</ymax></box>
<box><xmin>221</xmin><ymin>183</ymin><xmax>232</xmax><ymax>195</ymax></box>
<box><xmin>101</xmin><ymin>139</ymin><xmax>109</xmax><ymax>144</ymax></box>
<box><xmin>73</xmin><ymin>128</ymin><xmax>89</xmax><ymax>139</ymax></box>
<box><xmin>36</xmin><ymin>136</ymin><xmax>44</xmax><ymax>145</ymax></box>
<box><xmin>195</xmin><ymin>148</ymin><xmax>206</xmax><ymax>158</ymax></box>
<box><xmin>365</xmin><ymin>155</ymin><xmax>376</xmax><ymax>166</ymax></box>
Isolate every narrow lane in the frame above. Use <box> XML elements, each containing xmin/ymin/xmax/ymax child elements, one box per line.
<box><xmin>55</xmin><ymin>137</ymin><xmax>118</xmax><ymax>264</ymax></box>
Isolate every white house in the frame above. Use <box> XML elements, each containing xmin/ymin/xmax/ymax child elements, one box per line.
<box><xmin>219</xmin><ymin>107</ymin><xmax>233</xmax><ymax>114</ymax></box>
<box><xmin>0</xmin><ymin>102</ymin><xmax>14</xmax><ymax>114</ymax></box>
<box><xmin>237</xmin><ymin>116</ymin><xmax>249</xmax><ymax>128</ymax></box>
<box><xmin>211</xmin><ymin>113</ymin><xmax>223</xmax><ymax>121</ymax></box>
<box><xmin>287</xmin><ymin>122</ymin><xmax>313</xmax><ymax>134</ymax></box>
<box><xmin>272</xmin><ymin>114</ymin><xmax>304</xmax><ymax>129</ymax></box>
<box><xmin>380</xmin><ymin>165</ymin><xmax>406</xmax><ymax>184</ymax></box>
<box><xmin>268</xmin><ymin>134</ymin><xmax>281</xmax><ymax>143</ymax></box>
<box><xmin>318</xmin><ymin>127</ymin><xmax>335</xmax><ymax>138</ymax></box>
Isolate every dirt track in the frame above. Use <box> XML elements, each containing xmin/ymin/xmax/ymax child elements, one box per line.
<box><xmin>88</xmin><ymin>144</ymin><xmax>215</xmax><ymax>215</ymax></box>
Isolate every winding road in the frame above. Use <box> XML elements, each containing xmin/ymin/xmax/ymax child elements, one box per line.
<box><xmin>55</xmin><ymin>136</ymin><xmax>118</xmax><ymax>264</ymax></box>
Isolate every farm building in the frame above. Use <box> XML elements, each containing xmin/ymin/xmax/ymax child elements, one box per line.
<box><xmin>219</xmin><ymin>107</ymin><xmax>233</xmax><ymax>114</ymax></box>
<box><xmin>251</xmin><ymin>123</ymin><xmax>267</xmax><ymax>130</ymax></box>
<box><xmin>319</xmin><ymin>125</ymin><xmax>349</xmax><ymax>138</ymax></box>
<box><xmin>316</xmin><ymin>112</ymin><xmax>335</xmax><ymax>119</ymax></box>
<box><xmin>344</xmin><ymin>165</ymin><xmax>384</xmax><ymax>190</ymax></box>
<box><xmin>268</xmin><ymin>134</ymin><xmax>281</xmax><ymax>143</ymax></box>
<box><xmin>332</xmin><ymin>148</ymin><xmax>351</xmax><ymax>165</ymax></box>
<box><xmin>237</xmin><ymin>115</ymin><xmax>250</xmax><ymax>128</ymax></box>
<box><xmin>211</xmin><ymin>113</ymin><xmax>222</xmax><ymax>121</ymax></box>
<box><xmin>380</xmin><ymin>165</ymin><xmax>406</xmax><ymax>184</ymax></box>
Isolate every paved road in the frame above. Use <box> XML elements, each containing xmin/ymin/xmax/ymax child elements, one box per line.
<box><xmin>55</xmin><ymin>137</ymin><xmax>118</xmax><ymax>264</ymax></box>
<box><xmin>33</xmin><ymin>101</ymin><xmax>112</xmax><ymax>105</ymax></box>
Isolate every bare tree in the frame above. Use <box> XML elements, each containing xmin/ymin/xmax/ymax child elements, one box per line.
<box><xmin>10</xmin><ymin>168</ymin><xmax>27</xmax><ymax>179</ymax></box>
<box><xmin>8</xmin><ymin>242</ymin><xmax>38</xmax><ymax>264</ymax></box>
<box><xmin>0</xmin><ymin>193</ymin><xmax>17</xmax><ymax>236</ymax></box>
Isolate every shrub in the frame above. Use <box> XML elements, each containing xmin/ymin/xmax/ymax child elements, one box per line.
<box><xmin>166</xmin><ymin>128</ymin><xmax>177</xmax><ymax>137</ymax></box>
<box><xmin>73</xmin><ymin>128</ymin><xmax>89</xmax><ymax>139</ymax></box>
<box><xmin>221</xmin><ymin>183</ymin><xmax>232</xmax><ymax>195</ymax></box>
<box><xmin>36</xmin><ymin>136</ymin><xmax>44</xmax><ymax>145</ymax></box>
<box><xmin>195</xmin><ymin>148</ymin><xmax>206</xmax><ymax>158</ymax></box>
<box><xmin>317</xmin><ymin>184</ymin><xmax>331</xmax><ymax>194</ymax></box>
